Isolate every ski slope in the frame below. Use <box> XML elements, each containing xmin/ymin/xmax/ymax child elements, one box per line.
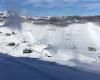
<box><xmin>0</xmin><ymin>22</ymin><xmax>100</xmax><ymax>73</ymax></box>
<box><xmin>0</xmin><ymin>53</ymin><xmax>100</xmax><ymax>80</ymax></box>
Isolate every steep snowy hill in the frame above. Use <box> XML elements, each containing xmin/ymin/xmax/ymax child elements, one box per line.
<box><xmin>0</xmin><ymin>21</ymin><xmax>100</xmax><ymax>73</ymax></box>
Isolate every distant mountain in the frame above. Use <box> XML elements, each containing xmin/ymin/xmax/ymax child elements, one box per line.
<box><xmin>0</xmin><ymin>12</ymin><xmax>100</xmax><ymax>26</ymax></box>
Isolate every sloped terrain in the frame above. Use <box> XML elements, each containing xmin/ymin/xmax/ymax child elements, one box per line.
<box><xmin>0</xmin><ymin>22</ymin><xmax>100</xmax><ymax>73</ymax></box>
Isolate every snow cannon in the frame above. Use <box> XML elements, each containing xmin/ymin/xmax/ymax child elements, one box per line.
<box><xmin>23</xmin><ymin>48</ymin><xmax>33</xmax><ymax>54</ymax></box>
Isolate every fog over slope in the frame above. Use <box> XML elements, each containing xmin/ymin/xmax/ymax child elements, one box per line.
<box><xmin>0</xmin><ymin>18</ymin><xmax>100</xmax><ymax>73</ymax></box>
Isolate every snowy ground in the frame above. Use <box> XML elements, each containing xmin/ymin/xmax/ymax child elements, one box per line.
<box><xmin>0</xmin><ymin>53</ymin><xmax>100</xmax><ymax>80</ymax></box>
<box><xmin>0</xmin><ymin>22</ymin><xmax>100</xmax><ymax>73</ymax></box>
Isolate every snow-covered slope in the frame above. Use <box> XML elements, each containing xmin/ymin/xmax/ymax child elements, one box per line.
<box><xmin>0</xmin><ymin>22</ymin><xmax>100</xmax><ymax>73</ymax></box>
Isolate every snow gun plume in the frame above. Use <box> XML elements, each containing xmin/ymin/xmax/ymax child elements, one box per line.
<box><xmin>4</xmin><ymin>0</ymin><xmax>22</xmax><ymax>30</ymax></box>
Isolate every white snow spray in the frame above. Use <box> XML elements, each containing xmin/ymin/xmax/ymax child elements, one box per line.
<box><xmin>4</xmin><ymin>0</ymin><xmax>22</xmax><ymax>30</ymax></box>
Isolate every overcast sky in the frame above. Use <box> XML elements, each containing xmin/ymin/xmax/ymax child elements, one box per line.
<box><xmin>0</xmin><ymin>0</ymin><xmax>100</xmax><ymax>16</ymax></box>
